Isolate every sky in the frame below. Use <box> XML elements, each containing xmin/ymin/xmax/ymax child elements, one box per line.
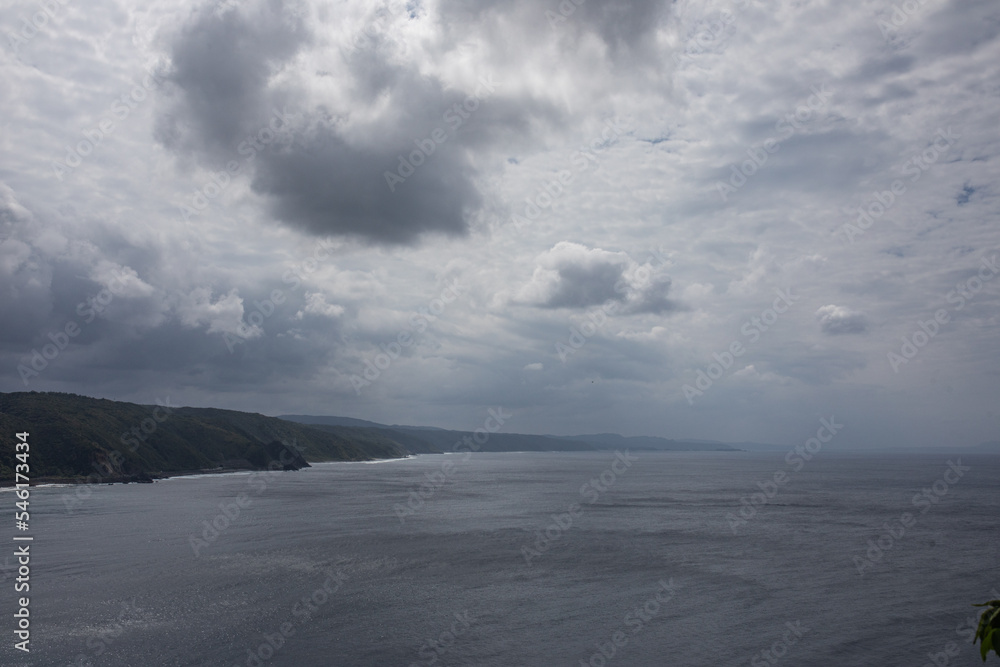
<box><xmin>1</xmin><ymin>0</ymin><xmax>998</xmax><ymax>449</ymax></box>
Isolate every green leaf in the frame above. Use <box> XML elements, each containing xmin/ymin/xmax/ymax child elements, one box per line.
<box><xmin>980</xmin><ymin>628</ymin><xmax>994</xmax><ymax>661</ymax></box>
<box><xmin>974</xmin><ymin>602</ymin><xmax>1000</xmax><ymax>645</ymax></box>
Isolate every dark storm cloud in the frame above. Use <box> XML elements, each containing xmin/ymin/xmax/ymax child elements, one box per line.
<box><xmin>248</xmin><ymin>79</ymin><xmax>485</xmax><ymax>245</ymax></box>
<box><xmin>0</xmin><ymin>261</ymin><xmax>349</xmax><ymax>395</ymax></box>
<box><xmin>154</xmin><ymin>0</ymin><xmax>674</xmax><ymax>246</ymax></box>
<box><xmin>157</xmin><ymin>0</ymin><xmax>309</xmax><ymax>156</ymax></box>
<box><xmin>155</xmin><ymin>0</ymin><xmax>533</xmax><ymax>245</ymax></box>
<box><xmin>0</xmin><ymin>180</ymin><xmax>355</xmax><ymax>394</ymax></box>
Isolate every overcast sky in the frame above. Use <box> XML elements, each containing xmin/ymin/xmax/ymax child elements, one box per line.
<box><xmin>1</xmin><ymin>0</ymin><xmax>998</xmax><ymax>448</ymax></box>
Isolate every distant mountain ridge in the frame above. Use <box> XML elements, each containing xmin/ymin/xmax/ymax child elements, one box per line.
<box><xmin>392</xmin><ymin>427</ymin><xmax>596</xmax><ymax>453</ymax></box>
<box><xmin>278</xmin><ymin>414</ymin><xmax>388</xmax><ymax>429</ymax></box>
<box><xmin>556</xmin><ymin>433</ymin><xmax>740</xmax><ymax>452</ymax></box>
<box><xmin>278</xmin><ymin>415</ymin><xmax>744</xmax><ymax>452</ymax></box>
<box><xmin>0</xmin><ymin>392</ymin><xmax>411</xmax><ymax>483</ymax></box>
<box><xmin>278</xmin><ymin>415</ymin><xmax>596</xmax><ymax>452</ymax></box>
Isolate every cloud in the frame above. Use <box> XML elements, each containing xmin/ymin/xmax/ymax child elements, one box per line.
<box><xmin>153</xmin><ymin>0</ymin><xmax>539</xmax><ymax>245</ymax></box>
<box><xmin>0</xmin><ymin>182</ymin><xmax>32</xmax><ymax>246</ymax></box>
<box><xmin>815</xmin><ymin>305</ymin><xmax>870</xmax><ymax>335</ymax></box>
<box><xmin>518</xmin><ymin>241</ymin><xmax>629</xmax><ymax>308</ymax></box>
<box><xmin>89</xmin><ymin>261</ymin><xmax>156</xmax><ymax>300</ymax></box>
<box><xmin>177</xmin><ymin>287</ymin><xmax>258</xmax><ymax>338</ymax></box>
<box><xmin>516</xmin><ymin>241</ymin><xmax>680</xmax><ymax>314</ymax></box>
<box><xmin>156</xmin><ymin>0</ymin><xmax>309</xmax><ymax>158</ymax></box>
<box><xmin>249</xmin><ymin>113</ymin><xmax>481</xmax><ymax>244</ymax></box>
<box><xmin>2</xmin><ymin>0</ymin><xmax>999</xmax><ymax>449</ymax></box>
<box><xmin>153</xmin><ymin>0</ymin><xmax>677</xmax><ymax>247</ymax></box>
<box><xmin>296</xmin><ymin>292</ymin><xmax>345</xmax><ymax>319</ymax></box>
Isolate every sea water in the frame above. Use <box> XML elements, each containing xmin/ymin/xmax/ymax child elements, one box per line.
<box><xmin>2</xmin><ymin>451</ymin><xmax>997</xmax><ymax>666</ymax></box>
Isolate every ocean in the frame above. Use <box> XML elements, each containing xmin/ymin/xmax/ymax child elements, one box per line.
<box><xmin>3</xmin><ymin>451</ymin><xmax>998</xmax><ymax>666</ymax></box>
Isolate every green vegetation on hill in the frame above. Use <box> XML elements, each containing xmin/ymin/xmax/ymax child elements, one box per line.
<box><xmin>1</xmin><ymin>394</ymin><xmax>761</xmax><ymax>484</ymax></box>
<box><xmin>0</xmin><ymin>392</ymin><xmax>408</xmax><ymax>483</ymax></box>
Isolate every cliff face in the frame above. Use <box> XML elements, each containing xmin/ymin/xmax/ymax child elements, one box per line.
<box><xmin>0</xmin><ymin>392</ymin><xmax>407</xmax><ymax>482</ymax></box>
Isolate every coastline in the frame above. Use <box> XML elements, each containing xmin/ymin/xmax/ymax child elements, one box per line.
<box><xmin>1</xmin><ymin>466</ymin><xmax>249</xmax><ymax>488</ymax></box>
<box><xmin>0</xmin><ymin>454</ymin><xmax>415</xmax><ymax>488</ymax></box>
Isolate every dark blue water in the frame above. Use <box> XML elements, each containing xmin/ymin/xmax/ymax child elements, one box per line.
<box><xmin>2</xmin><ymin>451</ymin><xmax>997</xmax><ymax>666</ymax></box>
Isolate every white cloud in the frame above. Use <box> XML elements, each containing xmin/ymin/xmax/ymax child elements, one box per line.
<box><xmin>815</xmin><ymin>305</ymin><xmax>870</xmax><ymax>335</ymax></box>
<box><xmin>177</xmin><ymin>287</ymin><xmax>258</xmax><ymax>338</ymax></box>
<box><xmin>297</xmin><ymin>292</ymin><xmax>345</xmax><ymax>319</ymax></box>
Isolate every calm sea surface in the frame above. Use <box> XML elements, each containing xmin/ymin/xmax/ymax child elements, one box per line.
<box><xmin>2</xmin><ymin>451</ymin><xmax>998</xmax><ymax>666</ymax></box>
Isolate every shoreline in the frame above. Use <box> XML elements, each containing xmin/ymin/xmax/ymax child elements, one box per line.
<box><xmin>1</xmin><ymin>467</ymin><xmax>251</xmax><ymax>488</ymax></box>
<box><xmin>0</xmin><ymin>455</ymin><xmax>415</xmax><ymax>488</ymax></box>
<box><xmin>1</xmin><ymin>450</ymin><xmax>870</xmax><ymax>489</ymax></box>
